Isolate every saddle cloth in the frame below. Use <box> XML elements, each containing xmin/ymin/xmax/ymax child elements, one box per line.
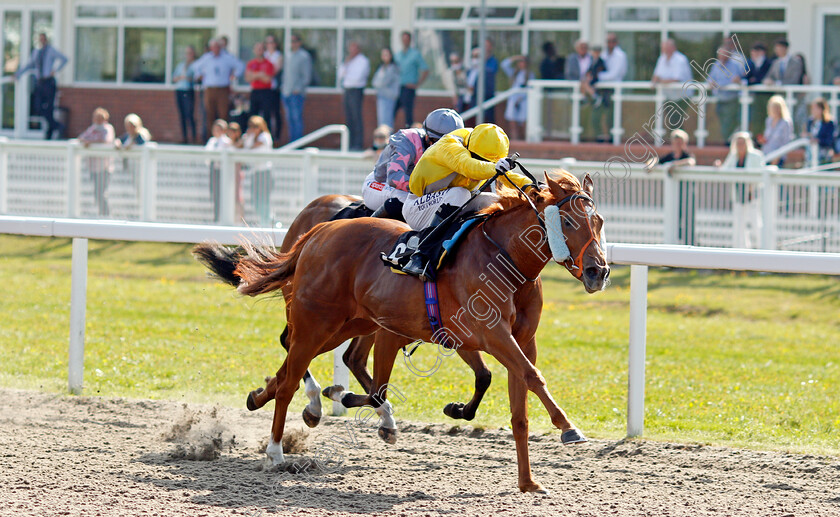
<box><xmin>380</xmin><ymin>216</ymin><xmax>483</xmax><ymax>281</ymax></box>
<box><xmin>330</xmin><ymin>201</ymin><xmax>373</xmax><ymax>221</ymax></box>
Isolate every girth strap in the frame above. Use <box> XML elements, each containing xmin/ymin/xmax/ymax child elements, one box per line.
<box><xmin>423</xmin><ymin>279</ymin><xmax>452</xmax><ymax>349</ymax></box>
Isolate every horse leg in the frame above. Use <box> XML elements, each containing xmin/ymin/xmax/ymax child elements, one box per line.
<box><xmin>443</xmin><ymin>350</ymin><xmax>492</xmax><ymax>421</ymax></box>
<box><xmin>342</xmin><ymin>334</ymin><xmax>375</xmax><ymax>393</ymax></box>
<box><xmin>324</xmin><ymin>330</ymin><xmax>407</xmax><ymax>444</ymax></box>
<box><xmin>508</xmin><ymin>336</ymin><xmax>546</xmax><ymax>493</ymax></box>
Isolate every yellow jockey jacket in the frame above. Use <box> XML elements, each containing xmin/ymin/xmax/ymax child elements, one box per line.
<box><xmin>408</xmin><ymin>128</ymin><xmax>532</xmax><ymax>197</ymax></box>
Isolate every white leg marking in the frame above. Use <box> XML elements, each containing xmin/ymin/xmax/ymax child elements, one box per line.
<box><xmin>304</xmin><ymin>375</ymin><xmax>322</xmax><ymax>417</ymax></box>
<box><xmin>328</xmin><ymin>388</ymin><xmax>351</xmax><ymax>404</ymax></box>
<box><xmin>375</xmin><ymin>401</ymin><xmax>397</xmax><ymax>430</ymax></box>
<box><xmin>266</xmin><ymin>434</ymin><xmax>285</xmax><ymax>465</ymax></box>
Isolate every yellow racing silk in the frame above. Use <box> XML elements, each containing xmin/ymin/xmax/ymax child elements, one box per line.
<box><xmin>408</xmin><ymin>127</ymin><xmax>531</xmax><ymax>197</ymax></box>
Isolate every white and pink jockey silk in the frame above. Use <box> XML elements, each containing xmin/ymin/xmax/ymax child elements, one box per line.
<box><xmin>372</xmin><ymin>128</ymin><xmax>426</xmax><ymax>192</ymax></box>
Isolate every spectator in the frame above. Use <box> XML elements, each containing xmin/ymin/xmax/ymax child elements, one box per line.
<box><xmin>243</xmin><ymin>116</ymin><xmax>274</xmax><ymax>227</ymax></box>
<box><xmin>372</xmin><ymin>48</ymin><xmax>400</xmax><ymax>129</ymax></box>
<box><xmin>592</xmin><ymin>33</ymin><xmax>629</xmax><ymax>142</ymax></box>
<box><xmin>264</xmin><ymin>34</ymin><xmax>284</xmax><ymax>143</ymax></box>
<box><xmin>15</xmin><ymin>33</ymin><xmax>68</xmax><ymax>140</ymax></box>
<box><xmin>716</xmin><ymin>132</ymin><xmax>765</xmax><ymax>249</ymax></box>
<box><xmin>500</xmin><ymin>55</ymin><xmax>533</xmax><ymax>141</ymax></box>
<box><xmin>764</xmin><ymin>39</ymin><xmax>804</xmax><ymax>85</ymax></box>
<box><xmin>339</xmin><ymin>41</ymin><xmax>371</xmax><ymax>151</ymax></box>
<box><xmin>652</xmin><ymin>39</ymin><xmax>693</xmax><ymax>128</ymax></box>
<box><xmin>539</xmin><ymin>41</ymin><xmax>563</xmax><ymax>79</ymax></box>
<box><xmin>803</xmin><ymin>97</ymin><xmax>835</xmax><ymax>165</ymax></box>
<box><xmin>282</xmin><ymin>33</ymin><xmax>313</xmax><ymax>143</ymax></box>
<box><xmin>465</xmin><ymin>47</ymin><xmax>481</xmax><ymax>111</ymax></box>
<box><xmin>564</xmin><ymin>39</ymin><xmax>590</xmax><ymax>81</ymax></box>
<box><xmin>364</xmin><ymin>124</ymin><xmax>393</xmax><ymax>160</ymax></box>
<box><xmin>757</xmin><ymin>95</ymin><xmax>793</xmax><ymax>167</ymax></box>
<box><xmin>226</xmin><ymin>122</ymin><xmax>245</xmax><ymax>222</ymax></box>
<box><xmin>479</xmin><ymin>38</ymin><xmax>499</xmax><ymax>123</ymax></box>
<box><xmin>205</xmin><ymin>119</ymin><xmax>231</xmax><ymax>222</ymax></box>
<box><xmin>78</xmin><ymin>107</ymin><xmax>115</xmax><ymax>217</ymax></box>
<box><xmin>709</xmin><ymin>46</ymin><xmax>746</xmax><ymax>144</ymax></box>
<box><xmin>172</xmin><ymin>45</ymin><xmax>197</xmax><ymax>144</ymax></box>
<box><xmin>246</xmin><ymin>42</ymin><xmax>275</xmax><ymax>129</ymax></box>
<box><xmin>192</xmin><ymin>38</ymin><xmax>245</xmax><ymax>140</ymax></box>
<box><xmin>746</xmin><ymin>43</ymin><xmax>773</xmax><ymax>85</ymax></box>
<box><xmin>449</xmin><ymin>53</ymin><xmax>469</xmax><ymax>112</ymax></box>
<box><xmin>580</xmin><ymin>45</ymin><xmax>606</xmax><ymax>103</ymax></box>
<box><xmin>656</xmin><ymin>129</ymin><xmax>697</xmax><ymax>245</ymax></box>
<box><xmin>394</xmin><ymin>31</ymin><xmax>429</xmax><ymax>128</ymax></box>
<box><xmin>115</xmin><ymin>113</ymin><xmax>151</xmax><ymax>149</ymax></box>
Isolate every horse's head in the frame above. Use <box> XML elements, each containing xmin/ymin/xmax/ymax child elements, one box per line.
<box><xmin>541</xmin><ymin>170</ymin><xmax>610</xmax><ymax>293</ymax></box>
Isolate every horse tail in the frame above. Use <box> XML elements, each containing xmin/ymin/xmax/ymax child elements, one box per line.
<box><xmin>234</xmin><ymin>225</ymin><xmax>321</xmax><ymax>297</ymax></box>
<box><xmin>192</xmin><ymin>243</ymin><xmax>246</xmax><ymax>287</ymax></box>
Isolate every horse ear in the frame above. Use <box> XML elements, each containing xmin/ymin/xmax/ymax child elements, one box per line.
<box><xmin>582</xmin><ymin>173</ymin><xmax>594</xmax><ymax>195</ymax></box>
<box><xmin>544</xmin><ymin>171</ymin><xmax>560</xmax><ymax>194</ymax></box>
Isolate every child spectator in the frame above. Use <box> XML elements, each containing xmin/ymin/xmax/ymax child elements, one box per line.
<box><xmin>115</xmin><ymin>113</ymin><xmax>151</xmax><ymax>149</ymax></box>
<box><xmin>78</xmin><ymin>107</ymin><xmax>115</xmax><ymax>217</ymax></box>
<box><xmin>581</xmin><ymin>45</ymin><xmax>607</xmax><ymax>106</ymax></box>
<box><xmin>802</xmin><ymin>98</ymin><xmax>835</xmax><ymax>165</ymax></box>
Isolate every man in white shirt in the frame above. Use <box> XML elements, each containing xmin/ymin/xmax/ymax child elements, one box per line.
<box><xmin>339</xmin><ymin>41</ymin><xmax>371</xmax><ymax>150</ymax></box>
<box><xmin>652</xmin><ymin>39</ymin><xmax>694</xmax><ymax>128</ymax></box>
<box><xmin>192</xmin><ymin>38</ymin><xmax>245</xmax><ymax>139</ymax></box>
<box><xmin>592</xmin><ymin>33</ymin><xmax>628</xmax><ymax>141</ymax></box>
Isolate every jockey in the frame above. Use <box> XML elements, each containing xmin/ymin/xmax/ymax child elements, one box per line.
<box><xmin>362</xmin><ymin>108</ymin><xmax>465</xmax><ymax>218</ymax></box>
<box><xmin>401</xmin><ymin>123</ymin><xmax>535</xmax><ymax>277</ymax></box>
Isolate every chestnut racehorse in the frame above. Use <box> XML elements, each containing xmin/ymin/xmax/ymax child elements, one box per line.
<box><xmin>196</xmin><ymin>169</ymin><xmax>609</xmax><ymax>492</ymax></box>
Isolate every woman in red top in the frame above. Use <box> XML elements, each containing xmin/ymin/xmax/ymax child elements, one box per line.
<box><xmin>246</xmin><ymin>42</ymin><xmax>275</xmax><ymax>136</ymax></box>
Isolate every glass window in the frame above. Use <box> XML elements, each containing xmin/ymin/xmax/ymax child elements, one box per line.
<box><xmin>75</xmin><ymin>27</ymin><xmax>118</xmax><ymax>81</ymax></box>
<box><xmin>31</xmin><ymin>11</ymin><xmax>53</xmax><ymax>47</ymax></box>
<box><xmin>731</xmin><ymin>8</ymin><xmax>785</xmax><ymax>23</ymax></box>
<box><xmin>608</xmin><ymin>8</ymin><xmax>660</xmax><ymax>23</ymax></box>
<box><xmin>344</xmin><ymin>29</ymin><xmax>391</xmax><ymax>75</ymax></box>
<box><xmin>668</xmin><ymin>31</ymin><xmax>723</xmax><ymax>80</ymax></box>
<box><xmin>416</xmin><ymin>28</ymin><xmax>465</xmax><ymax>91</ymax></box>
<box><xmin>529</xmin><ymin>8</ymin><xmax>578</xmax><ymax>22</ymax></box>
<box><xmin>669</xmin><ymin>8</ymin><xmax>721</xmax><ymax>22</ymax></box>
<box><xmin>236</xmin><ymin>27</ymin><xmax>284</xmax><ymax>85</ymax></box>
<box><xmin>240</xmin><ymin>6</ymin><xmax>284</xmax><ymax>19</ymax></box>
<box><xmin>528</xmin><ymin>30</ymin><xmax>580</xmax><ymax>78</ymax></box>
<box><xmin>416</xmin><ymin>7</ymin><xmax>463</xmax><ymax>21</ymax></box>
<box><xmin>124</xmin><ymin>27</ymin><xmax>166</xmax><ymax>83</ymax></box>
<box><xmin>124</xmin><ymin>6</ymin><xmax>166</xmax><ymax>19</ymax></box>
<box><xmin>76</xmin><ymin>6</ymin><xmax>118</xmax><ymax>18</ymax></box>
<box><xmin>466</xmin><ymin>7</ymin><xmax>519</xmax><ymax>20</ymax></box>
<box><xmin>345</xmin><ymin>7</ymin><xmax>390</xmax><ymax>20</ymax></box>
<box><xmin>173</xmin><ymin>6</ymin><xmax>215</xmax><ymax>19</ymax></box>
<box><xmin>2</xmin><ymin>11</ymin><xmax>21</xmax><ymax>130</ymax></box>
<box><xmin>295</xmin><ymin>29</ymin><xmax>337</xmax><ymax>86</ymax></box>
<box><xmin>823</xmin><ymin>16</ymin><xmax>840</xmax><ymax>84</ymax></box>
<box><xmin>471</xmin><ymin>30</ymin><xmax>523</xmax><ymax>92</ymax></box>
<box><xmin>173</xmin><ymin>28</ymin><xmax>215</xmax><ymax>72</ymax></box>
<box><xmin>732</xmin><ymin>32</ymin><xmax>786</xmax><ymax>59</ymax></box>
<box><xmin>291</xmin><ymin>6</ymin><xmax>337</xmax><ymax>19</ymax></box>
<box><xmin>614</xmin><ymin>31</ymin><xmax>659</xmax><ymax>81</ymax></box>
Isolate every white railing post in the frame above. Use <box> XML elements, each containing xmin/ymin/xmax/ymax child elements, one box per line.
<box><xmin>627</xmin><ymin>264</ymin><xmax>649</xmax><ymax>438</ymax></box>
<box><xmin>809</xmin><ymin>142</ymin><xmax>819</xmax><ymax>170</ymax></box>
<box><xmin>66</xmin><ymin>141</ymin><xmax>81</xmax><ymax>218</ymax></box>
<box><xmin>526</xmin><ymin>82</ymin><xmax>543</xmax><ymax>142</ymax></box>
<box><xmin>332</xmin><ymin>340</ymin><xmax>351</xmax><ymax>416</ymax></box>
<box><xmin>570</xmin><ymin>82</ymin><xmax>582</xmax><ymax>144</ymax></box>
<box><xmin>695</xmin><ymin>93</ymin><xmax>708</xmax><ymax>149</ymax></box>
<box><xmin>68</xmin><ymin>237</ymin><xmax>88</xmax><ymax>395</ymax></box>
<box><xmin>611</xmin><ymin>84</ymin><xmax>624</xmax><ymax>145</ymax></box>
<box><xmin>219</xmin><ymin>148</ymin><xmax>235</xmax><ymax>225</ymax></box>
<box><xmin>653</xmin><ymin>85</ymin><xmax>665</xmax><ymax>142</ymax></box>
<box><xmin>760</xmin><ymin>169</ymin><xmax>777</xmax><ymax>250</ymax></box>
<box><xmin>140</xmin><ymin>144</ymin><xmax>158</xmax><ymax>221</ymax></box>
<box><xmin>662</xmin><ymin>171</ymin><xmax>679</xmax><ymax>244</ymax></box>
<box><xmin>339</xmin><ymin>126</ymin><xmax>349</xmax><ymax>153</ymax></box>
<box><xmin>301</xmin><ymin>148</ymin><xmax>320</xmax><ymax>206</ymax></box>
<box><xmin>0</xmin><ymin>137</ymin><xmax>8</xmax><ymax>214</ymax></box>
<box><xmin>738</xmin><ymin>85</ymin><xmax>752</xmax><ymax>132</ymax></box>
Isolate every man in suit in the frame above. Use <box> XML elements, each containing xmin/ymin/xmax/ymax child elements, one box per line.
<box><xmin>764</xmin><ymin>39</ymin><xmax>803</xmax><ymax>85</ymax></box>
<box><xmin>15</xmin><ymin>33</ymin><xmax>68</xmax><ymax>139</ymax></box>
<box><xmin>746</xmin><ymin>43</ymin><xmax>773</xmax><ymax>85</ymax></box>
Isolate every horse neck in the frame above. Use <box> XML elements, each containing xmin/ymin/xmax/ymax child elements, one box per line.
<box><xmin>484</xmin><ymin>204</ymin><xmax>550</xmax><ymax>281</ymax></box>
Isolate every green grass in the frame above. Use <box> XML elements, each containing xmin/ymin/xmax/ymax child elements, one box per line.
<box><xmin>1</xmin><ymin>235</ymin><xmax>838</xmax><ymax>454</ymax></box>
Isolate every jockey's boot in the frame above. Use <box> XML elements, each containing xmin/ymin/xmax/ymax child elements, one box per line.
<box><xmin>371</xmin><ymin>206</ymin><xmax>388</xmax><ymax>218</ymax></box>
<box><xmin>401</xmin><ymin>204</ymin><xmax>460</xmax><ymax>279</ymax></box>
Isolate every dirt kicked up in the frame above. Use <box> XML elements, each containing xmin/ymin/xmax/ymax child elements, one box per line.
<box><xmin>0</xmin><ymin>388</ymin><xmax>838</xmax><ymax>517</ymax></box>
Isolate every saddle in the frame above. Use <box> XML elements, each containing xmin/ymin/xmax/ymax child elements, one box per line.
<box><xmin>381</xmin><ymin>215</ymin><xmax>483</xmax><ymax>282</ymax></box>
<box><xmin>329</xmin><ymin>201</ymin><xmax>373</xmax><ymax>221</ymax></box>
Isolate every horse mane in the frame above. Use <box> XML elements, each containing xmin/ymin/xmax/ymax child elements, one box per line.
<box><xmin>480</xmin><ymin>169</ymin><xmax>581</xmax><ymax>215</ymax></box>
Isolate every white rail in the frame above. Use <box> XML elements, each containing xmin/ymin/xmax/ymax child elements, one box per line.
<box><xmin>279</xmin><ymin>124</ymin><xmax>349</xmax><ymax>153</ymax></box>
<box><xmin>3</xmin><ymin>215</ymin><xmax>839</xmax><ymax>436</ymax></box>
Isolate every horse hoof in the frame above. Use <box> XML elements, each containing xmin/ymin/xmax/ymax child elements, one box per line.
<box><xmin>519</xmin><ymin>482</ymin><xmax>549</xmax><ymax>494</ymax></box>
<box><xmin>302</xmin><ymin>407</ymin><xmax>321</xmax><ymax>428</ymax></box>
<box><xmin>321</xmin><ymin>385</ymin><xmax>346</xmax><ymax>401</ymax></box>
<box><xmin>246</xmin><ymin>387</ymin><xmax>264</xmax><ymax>411</ymax></box>
<box><xmin>378</xmin><ymin>427</ymin><xmax>398</xmax><ymax>445</ymax></box>
<box><xmin>561</xmin><ymin>428</ymin><xmax>587</xmax><ymax>445</ymax></box>
<box><xmin>443</xmin><ymin>402</ymin><xmax>465</xmax><ymax>420</ymax></box>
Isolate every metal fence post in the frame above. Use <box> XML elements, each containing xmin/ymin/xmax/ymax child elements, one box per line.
<box><xmin>68</xmin><ymin>237</ymin><xmax>88</xmax><ymax>395</ymax></box>
<box><xmin>627</xmin><ymin>264</ymin><xmax>649</xmax><ymax>437</ymax></box>
<box><xmin>332</xmin><ymin>340</ymin><xmax>351</xmax><ymax>416</ymax></box>
<box><xmin>0</xmin><ymin>137</ymin><xmax>8</xmax><ymax>214</ymax></box>
<box><xmin>526</xmin><ymin>83</ymin><xmax>543</xmax><ymax>142</ymax></box>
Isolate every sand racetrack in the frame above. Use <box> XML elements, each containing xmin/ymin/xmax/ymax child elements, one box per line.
<box><xmin>1</xmin><ymin>388</ymin><xmax>838</xmax><ymax>517</ymax></box>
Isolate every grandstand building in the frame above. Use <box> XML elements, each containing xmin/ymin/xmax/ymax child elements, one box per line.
<box><xmin>0</xmin><ymin>1</ymin><xmax>835</xmax><ymax>144</ymax></box>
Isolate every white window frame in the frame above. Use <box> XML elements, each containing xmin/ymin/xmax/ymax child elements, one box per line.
<box><xmin>72</xmin><ymin>3</ymin><xmax>217</xmax><ymax>88</ymax></box>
